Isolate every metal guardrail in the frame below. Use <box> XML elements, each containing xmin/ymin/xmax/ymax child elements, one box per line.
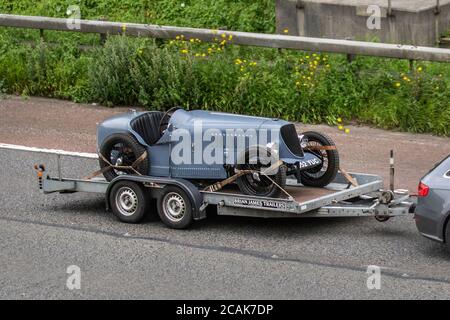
<box><xmin>1</xmin><ymin>14</ymin><xmax>450</xmax><ymax>62</ymax></box>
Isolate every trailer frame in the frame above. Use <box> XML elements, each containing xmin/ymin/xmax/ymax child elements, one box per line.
<box><xmin>35</xmin><ymin>160</ymin><xmax>413</xmax><ymax>224</ymax></box>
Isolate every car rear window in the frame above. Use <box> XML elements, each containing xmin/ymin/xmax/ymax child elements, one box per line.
<box><xmin>421</xmin><ymin>155</ymin><xmax>450</xmax><ymax>180</ymax></box>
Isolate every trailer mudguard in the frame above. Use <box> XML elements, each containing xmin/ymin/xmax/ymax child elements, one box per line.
<box><xmin>105</xmin><ymin>175</ymin><xmax>206</xmax><ymax>220</ymax></box>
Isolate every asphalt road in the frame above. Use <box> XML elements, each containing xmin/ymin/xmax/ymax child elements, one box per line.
<box><xmin>1</xmin><ymin>149</ymin><xmax>450</xmax><ymax>299</ymax></box>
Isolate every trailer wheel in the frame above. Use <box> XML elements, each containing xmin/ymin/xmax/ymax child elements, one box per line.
<box><xmin>110</xmin><ymin>181</ymin><xmax>148</xmax><ymax>223</ymax></box>
<box><xmin>157</xmin><ymin>186</ymin><xmax>193</xmax><ymax>229</ymax></box>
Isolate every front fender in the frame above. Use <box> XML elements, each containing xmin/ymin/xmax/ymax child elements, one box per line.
<box><xmin>97</xmin><ymin>111</ymin><xmax>148</xmax><ymax>148</ymax></box>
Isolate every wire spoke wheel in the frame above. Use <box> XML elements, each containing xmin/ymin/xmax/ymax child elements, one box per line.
<box><xmin>303</xmin><ymin>141</ymin><xmax>329</xmax><ymax>179</ymax></box>
<box><xmin>300</xmin><ymin>131</ymin><xmax>339</xmax><ymax>188</ymax></box>
<box><xmin>99</xmin><ymin>133</ymin><xmax>148</xmax><ymax>182</ymax></box>
<box><xmin>237</xmin><ymin>147</ymin><xmax>286</xmax><ymax>198</ymax></box>
<box><xmin>110</xmin><ymin>142</ymin><xmax>137</xmax><ymax>176</ymax></box>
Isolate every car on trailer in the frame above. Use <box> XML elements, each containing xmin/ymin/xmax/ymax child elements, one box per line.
<box><xmin>96</xmin><ymin>108</ymin><xmax>340</xmax><ymax>200</ymax></box>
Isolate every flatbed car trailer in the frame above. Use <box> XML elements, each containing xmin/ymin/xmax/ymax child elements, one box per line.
<box><xmin>21</xmin><ymin>145</ymin><xmax>414</xmax><ymax>228</ymax></box>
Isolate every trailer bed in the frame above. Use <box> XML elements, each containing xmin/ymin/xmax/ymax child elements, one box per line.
<box><xmin>40</xmin><ymin>170</ymin><xmax>412</xmax><ymax>220</ymax></box>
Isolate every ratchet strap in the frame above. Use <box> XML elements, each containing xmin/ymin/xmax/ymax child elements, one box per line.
<box><xmin>339</xmin><ymin>167</ymin><xmax>359</xmax><ymax>187</ymax></box>
<box><xmin>83</xmin><ymin>151</ymin><xmax>148</xmax><ymax>180</ymax></box>
<box><xmin>203</xmin><ymin>160</ymin><xmax>294</xmax><ymax>200</ymax></box>
<box><xmin>304</xmin><ymin>145</ymin><xmax>337</xmax><ymax>151</ymax></box>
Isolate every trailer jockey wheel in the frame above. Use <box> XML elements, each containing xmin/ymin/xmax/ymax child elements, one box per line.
<box><xmin>157</xmin><ymin>186</ymin><xmax>193</xmax><ymax>229</ymax></box>
<box><xmin>375</xmin><ymin>215</ymin><xmax>390</xmax><ymax>222</ymax></box>
<box><xmin>110</xmin><ymin>181</ymin><xmax>148</xmax><ymax>223</ymax></box>
<box><xmin>375</xmin><ymin>191</ymin><xmax>393</xmax><ymax>222</ymax></box>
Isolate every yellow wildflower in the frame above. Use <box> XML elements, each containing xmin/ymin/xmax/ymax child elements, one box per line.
<box><xmin>181</xmin><ymin>49</ymin><xmax>188</xmax><ymax>54</ymax></box>
<box><xmin>221</xmin><ymin>33</ymin><xmax>226</xmax><ymax>38</ymax></box>
<box><xmin>283</xmin><ymin>28</ymin><xmax>289</xmax><ymax>34</ymax></box>
<box><xmin>395</xmin><ymin>82</ymin><xmax>401</xmax><ymax>87</ymax></box>
<box><xmin>417</xmin><ymin>66</ymin><xmax>423</xmax><ymax>72</ymax></box>
<box><xmin>345</xmin><ymin>128</ymin><xmax>350</xmax><ymax>134</ymax></box>
<box><xmin>338</xmin><ymin>125</ymin><xmax>344</xmax><ymax>130</ymax></box>
<box><xmin>337</xmin><ymin>117</ymin><xmax>342</xmax><ymax>123</ymax></box>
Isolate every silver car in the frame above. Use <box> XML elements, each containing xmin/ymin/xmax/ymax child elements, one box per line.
<box><xmin>415</xmin><ymin>155</ymin><xmax>450</xmax><ymax>246</ymax></box>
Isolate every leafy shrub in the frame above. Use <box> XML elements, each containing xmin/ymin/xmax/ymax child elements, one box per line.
<box><xmin>0</xmin><ymin>1</ymin><xmax>449</xmax><ymax>135</ymax></box>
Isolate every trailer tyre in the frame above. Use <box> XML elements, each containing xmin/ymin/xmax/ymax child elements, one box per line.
<box><xmin>300</xmin><ymin>131</ymin><xmax>339</xmax><ymax>188</ymax></box>
<box><xmin>157</xmin><ymin>186</ymin><xmax>193</xmax><ymax>229</ymax></box>
<box><xmin>110</xmin><ymin>181</ymin><xmax>148</xmax><ymax>223</ymax></box>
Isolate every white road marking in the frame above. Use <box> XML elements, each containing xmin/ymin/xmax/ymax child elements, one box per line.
<box><xmin>0</xmin><ymin>143</ymin><xmax>98</xmax><ymax>159</ymax></box>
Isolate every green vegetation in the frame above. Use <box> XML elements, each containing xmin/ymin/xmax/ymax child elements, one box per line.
<box><xmin>0</xmin><ymin>0</ymin><xmax>275</xmax><ymax>33</ymax></box>
<box><xmin>0</xmin><ymin>1</ymin><xmax>449</xmax><ymax>136</ymax></box>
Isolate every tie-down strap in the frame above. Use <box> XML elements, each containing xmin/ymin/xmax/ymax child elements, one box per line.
<box><xmin>84</xmin><ymin>151</ymin><xmax>148</xmax><ymax>180</ymax></box>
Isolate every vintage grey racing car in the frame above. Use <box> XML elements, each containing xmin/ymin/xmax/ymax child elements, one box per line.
<box><xmin>97</xmin><ymin>107</ymin><xmax>339</xmax><ymax>198</ymax></box>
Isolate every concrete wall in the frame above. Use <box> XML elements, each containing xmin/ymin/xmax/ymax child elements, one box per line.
<box><xmin>276</xmin><ymin>0</ymin><xmax>450</xmax><ymax>46</ymax></box>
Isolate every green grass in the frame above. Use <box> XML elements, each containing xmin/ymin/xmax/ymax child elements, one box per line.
<box><xmin>0</xmin><ymin>0</ymin><xmax>275</xmax><ymax>32</ymax></box>
<box><xmin>0</xmin><ymin>1</ymin><xmax>449</xmax><ymax>136</ymax></box>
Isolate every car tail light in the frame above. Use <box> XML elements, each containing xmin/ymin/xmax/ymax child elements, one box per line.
<box><xmin>418</xmin><ymin>182</ymin><xmax>429</xmax><ymax>197</ymax></box>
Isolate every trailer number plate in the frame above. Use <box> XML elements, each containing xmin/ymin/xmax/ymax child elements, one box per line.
<box><xmin>233</xmin><ymin>198</ymin><xmax>287</xmax><ymax>210</ymax></box>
